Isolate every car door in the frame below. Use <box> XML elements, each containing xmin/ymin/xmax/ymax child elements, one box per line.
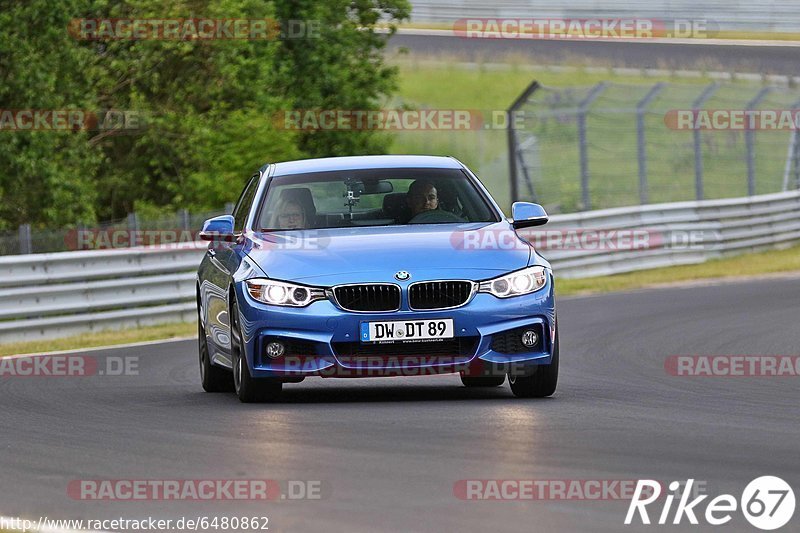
<box><xmin>202</xmin><ymin>173</ymin><xmax>261</xmax><ymax>367</ymax></box>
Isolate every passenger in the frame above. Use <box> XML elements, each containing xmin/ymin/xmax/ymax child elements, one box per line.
<box><xmin>276</xmin><ymin>200</ymin><xmax>306</xmax><ymax>230</ymax></box>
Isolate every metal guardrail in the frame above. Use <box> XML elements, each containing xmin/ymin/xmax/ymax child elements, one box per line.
<box><xmin>0</xmin><ymin>245</ymin><xmax>205</xmax><ymax>343</ymax></box>
<box><xmin>408</xmin><ymin>1</ymin><xmax>800</xmax><ymax>33</ymax></box>
<box><xmin>1</xmin><ymin>189</ymin><xmax>799</xmax><ymax>343</ymax></box>
<box><xmin>536</xmin><ymin>189</ymin><xmax>800</xmax><ymax>278</ymax></box>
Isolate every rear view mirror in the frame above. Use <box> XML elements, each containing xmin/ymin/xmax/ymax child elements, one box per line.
<box><xmin>362</xmin><ymin>179</ymin><xmax>393</xmax><ymax>194</ymax></box>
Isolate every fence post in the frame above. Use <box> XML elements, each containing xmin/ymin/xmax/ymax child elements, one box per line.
<box><xmin>787</xmin><ymin>98</ymin><xmax>800</xmax><ymax>191</ymax></box>
<box><xmin>577</xmin><ymin>82</ymin><xmax>607</xmax><ymax>211</ymax></box>
<box><xmin>636</xmin><ymin>82</ymin><xmax>666</xmax><ymax>205</ymax></box>
<box><xmin>508</xmin><ymin>127</ymin><xmax>519</xmax><ymax>204</ymax></box>
<box><xmin>794</xmin><ymin>131</ymin><xmax>800</xmax><ymax>190</ymax></box>
<box><xmin>691</xmin><ymin>83</ymin><xmax>719</xmax><ymax>201</ymax></box>
<box><xmin>516</xmin><ymin>137</ymin><xmax>538</xmax><ymax>201</ymax></box>
<box><xmin>18</xmin><ymin>224</ymin><xmax>32</xmax><ymax>255</ymax></box>
<box><xmin>127</xmin><ymin>212</ymin><xmax>139</xmax><ymax>233</ymax></box>
<box><xmin>745</xmin><ymin>87</ymin><xmax>772</xmax><ymax>196</ymax></box>
<box><xmin>179</xmin><ymin>209</ymin><xmax>190</xmax><ymax>230</ymax></box>
<box><xmin>506</xmin><ymin>80</ymin><xmax>541</xmax><ymax>204</ymax></box>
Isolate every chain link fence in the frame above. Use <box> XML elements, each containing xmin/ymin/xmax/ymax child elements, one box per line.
<box><xmin>0</xmin><ymin>206</ymin><xmax>232</xmax><ymax>256</ymax></box>
<box><xmin>509</xmin><ymin>81</ymin><xmax>800</xmax><ymax>213</ymax></box>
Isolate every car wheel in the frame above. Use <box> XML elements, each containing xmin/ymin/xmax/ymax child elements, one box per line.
<box><xmin>460</xmin><ymin>374</ymin><xmax>505</xmax><ymax>387</ymax></box>
<box><xmin>199</xmin><ymin>320</ymin><xmax>234</xmax><ymax>392</ymax></box>
<box><xmin>508</xmin><ymin>323</ymin><xmax>559</xmax><ymax>398</ymax></box>
<box><xmin>230</xmin><ymin>297</ymin><xmax>282</xmax><ymax>403</ymax></box>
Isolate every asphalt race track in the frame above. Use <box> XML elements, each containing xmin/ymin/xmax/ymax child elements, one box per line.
<box><xmin>389</xmin><ymin>32</ymin><xmax>800</xmax><ymax>75</ymax></box>
<box><xmin>2</xmin><ymin>277</ymin><xmax>799</xmax><ymax>532</ymax></box>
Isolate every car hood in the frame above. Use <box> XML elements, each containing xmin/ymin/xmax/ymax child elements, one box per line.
<box><xmin>245</xmin><ymin>222</ymin><xmax>532</xmax><ymax>285</ymax></box>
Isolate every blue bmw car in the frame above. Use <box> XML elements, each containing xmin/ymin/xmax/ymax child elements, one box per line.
<box><xmin>196</xmin><ymin>155</ymin><xmax>557</xmax><ymax>402</ymax></box>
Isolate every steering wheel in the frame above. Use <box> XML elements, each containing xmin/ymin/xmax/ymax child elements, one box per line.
<box><xmin>408</xmin><ymin>209</ymin><xmax>465</xmax><ymax>224</ymax></box>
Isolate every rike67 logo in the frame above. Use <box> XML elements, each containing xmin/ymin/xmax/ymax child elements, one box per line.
<box><xmin>626</xmin><ymin>477</ymin><xmax>795</xmax><ymax>530</ymax></box>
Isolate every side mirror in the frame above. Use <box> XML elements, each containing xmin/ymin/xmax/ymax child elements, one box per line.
<box><xmin>199</xmin><ymin>215</ymin><xmax>235</xmax><ymax>242</ymax></box>
<box><xmin>511</xmin><ymin>202</ymin><xmax>548</xmax><ymax>229</ymax></box>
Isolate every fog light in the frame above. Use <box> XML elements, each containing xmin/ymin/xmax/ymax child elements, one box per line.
<box><xmin>521</xmin><ymin>330</ymin><xmax>538</xmax><ymax>348</ymax></box>
<box><xmin>265</xmin><ymin>341</ymin><xmax>285</xmax><ymax>359</ymax></box>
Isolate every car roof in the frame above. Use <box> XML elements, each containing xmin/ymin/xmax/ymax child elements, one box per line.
<box><xmin>270</xmin><ymin>155</ymin><xmax>463</xmax><ymax>177</ymax></box>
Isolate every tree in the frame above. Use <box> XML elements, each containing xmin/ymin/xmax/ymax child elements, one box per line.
<box><xmin>0</xmin><ymin>0</ymin><xmax>411</xmax><ymax>228</ymax></box>
<box><xmin>0</xmin><ymin>0</ymin><xmax>100</xmax><ymax>229</ymax></box>
<box><xmin>271</xmin><ymin>0</ymin><xmax>411</xmax><ymax>156</ymax></box>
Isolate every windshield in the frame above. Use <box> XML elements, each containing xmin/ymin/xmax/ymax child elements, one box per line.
<box><xmin>255</xmin><ymin>168</ymin><xmax>499</xmax><ymax>231</ymax></box>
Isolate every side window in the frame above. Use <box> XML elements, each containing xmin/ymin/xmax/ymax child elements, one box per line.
<box><xmin>232</xmin><ymin>174</ymin><xmax>259</xmax><ymax>232</ymax></box>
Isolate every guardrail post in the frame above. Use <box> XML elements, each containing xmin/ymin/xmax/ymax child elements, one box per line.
<box><xmin>636</xmin><ymin>82</ymin><xmax>666</xmax><ymax>205</ymax></box>
<box><xmin>745</xmin><ymin>87</ymin><xmax>772</xmax><ymax>196</ymax></box>
<box><xmin>691</xmin><ymin>83</ymin><xmax>719</xmax><ymax>201</ymax></box>
<box><xmin>577</xmin><ymin>82</ymin><xmax>607</xmax><ymax>211</ymax></box>
<box><xmin>18</xmin><ymin>224</ymin><xmax>32</xmax><ymax>254</ymax></box>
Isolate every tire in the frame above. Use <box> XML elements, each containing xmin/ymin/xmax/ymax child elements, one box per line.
<box><xmin>460</xmin><ymin>374</ymin><xmax>505</xmax><ymax>387</ymax></box>
<box><xmin>199</xmin><ymin>321</ymin><xmax>234</xmax><ymax>392</ymax></box>
<box><xmin>230</xmin><ymin>297</ymin><xmax>282</xmax><ymax>403</ymax></box>
<box><xmin>508</xmin><ymin>323</ymin><xmax>559</xmax><ymax>398</ymax></box>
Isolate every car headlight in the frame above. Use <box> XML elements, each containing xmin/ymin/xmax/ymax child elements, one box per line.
<box><xmin>245</xmin><ymin>278</ymin><xmax>326</xmax><ymax>307</ymax></box>
<box><xmin>478</xmin><ymin>266</ymin><xmax>548</xmax><ymax>298</ymax></box>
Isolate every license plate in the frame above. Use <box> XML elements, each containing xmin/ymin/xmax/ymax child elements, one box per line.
<box><xmin>360</xmin><ymin>319</ymin><xmax>454</xmax><ymax>343</ymax></box>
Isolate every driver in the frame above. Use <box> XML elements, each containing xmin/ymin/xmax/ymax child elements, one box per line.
<box><xmin>407</xmin><ymin>180</ymin><xmax>439</xmax><ymax>218</ymax></box>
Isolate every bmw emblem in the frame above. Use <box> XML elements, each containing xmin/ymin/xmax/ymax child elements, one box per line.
<box><xmin>395</xmin><ymin>270</ymin><xmax>410</xmax><ymax>281</ymax></box>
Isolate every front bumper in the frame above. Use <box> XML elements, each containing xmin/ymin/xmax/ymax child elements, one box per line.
<box><xmin>234</xmin><ymin>275</ymin><xmax>556</xmax><ymax>379</ymax></box>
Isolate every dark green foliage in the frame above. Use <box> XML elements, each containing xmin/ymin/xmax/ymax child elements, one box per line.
<box><xmin>0</xmin><ymin>0</ymin><xmax>410</xmax><ymax>227</ymax></box>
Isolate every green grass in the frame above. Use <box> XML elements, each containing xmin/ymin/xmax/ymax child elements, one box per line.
<box><xmin>0</xmin><ymin>321</ymin><xmax>195</xmax><ymax>357</ymax></box>
<box><xmin>390</xmin><ymin>59</ymin><xmax>792</xmax><ymax>213</ymax></box>
<box><xmin>557</xmin><ymin>243</ymin><xmax>800</xmax><ymax>296</ymax></box>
